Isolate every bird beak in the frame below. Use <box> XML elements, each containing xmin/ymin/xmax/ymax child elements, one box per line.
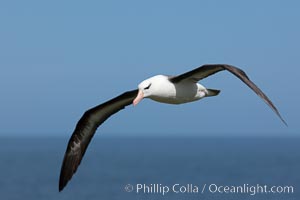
<box><xmin>133</xmin><ymin>90</ymin><xmax>144</xmax><ymax>106</ymax></box>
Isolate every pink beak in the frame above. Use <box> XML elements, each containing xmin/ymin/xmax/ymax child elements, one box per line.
<box><xmin>133</xmin><ymin>90</ymin><xmax>144</xmax><ymax>106</ymax></box>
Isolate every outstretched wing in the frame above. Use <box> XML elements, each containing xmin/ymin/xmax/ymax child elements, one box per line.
<box><xmin>59</xmin><ymin>89</ymin><xmax>138</xmax><ymax>191</ymax></box>
<box><xmin>170</xmin><ymin>64</ymin><xmax>225</xmax><ymax>83</ymax></box>
<box><xmin>170</xmin><ymin>64</ymin><xmax>287</xmax><ymax>125</ymax></box>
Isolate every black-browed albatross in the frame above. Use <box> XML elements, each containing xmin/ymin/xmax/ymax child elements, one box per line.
<box><xmin>59</xmin><ymin>64</ymin><xmax>286</xmax><ymax>191</ymax></box>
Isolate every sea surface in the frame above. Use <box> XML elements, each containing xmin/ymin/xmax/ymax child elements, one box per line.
<box><xmin>0</xmin><ymin>136</ymin><xmax>299</xmax><ymax>200</ymax></box>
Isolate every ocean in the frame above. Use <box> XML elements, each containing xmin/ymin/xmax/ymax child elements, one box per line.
<box><xmin>0</xmin><ymin>136</ymin><xmax>299</xmax><ymax>200</ymax></box>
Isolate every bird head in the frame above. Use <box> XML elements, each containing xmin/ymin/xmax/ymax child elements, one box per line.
<box><xmin>133</xmin><ymin>79</ymin><xmax>153</xmax><ymax>106</ymax></box>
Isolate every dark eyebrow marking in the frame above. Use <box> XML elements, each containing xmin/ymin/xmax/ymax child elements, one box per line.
<box><xmin>144</xmin><ymin>83</ymin><xmax>152</xmax><ymax>90</ymax></box>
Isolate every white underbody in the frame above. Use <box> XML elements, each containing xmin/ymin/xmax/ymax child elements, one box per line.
<box><xmin>140</xmin><ymin>75</ymin><xmax>208</xmax><ymax>104</ymax></box>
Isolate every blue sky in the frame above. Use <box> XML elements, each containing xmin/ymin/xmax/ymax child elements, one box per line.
<box><xmin>0</xmin><ymin>0</ymin><xmax>299</xmax><ymax>137</ymax></box>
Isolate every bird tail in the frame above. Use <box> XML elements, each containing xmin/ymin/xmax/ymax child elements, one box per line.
<box><xmin>206</xmin><ymin>89</ymin><xmax>220</xmax><ymax>97</ymax></box>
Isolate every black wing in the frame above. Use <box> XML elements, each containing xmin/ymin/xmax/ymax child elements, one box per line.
<box><xmin>170</xmin><ymin>64</ymin><xmax>287</xmax><ymax>125</ymax></box>
<box><xmin>59</xmin><ymin>89</ymin><xmax>138</xmax><ymax>191</ymax></box>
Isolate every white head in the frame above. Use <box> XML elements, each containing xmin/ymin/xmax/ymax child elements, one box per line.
<box><xmin>133</xmin><ymin>75</ymin><xmax>165</xmax><ymax>106</ymax></box>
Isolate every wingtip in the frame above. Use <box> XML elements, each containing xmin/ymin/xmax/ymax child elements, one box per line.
<box><xmin>59</xmin><ymin>162</ymin><xmax>70</xmax><ymax>192</ymax></box>
<box><xmin>275</xmin><ymin>111</ymin><xmax>288</xmax><ymax>127</ymax></box>
<box><xmin>59</xmin><ymin>178</ymin><xmax>66</xmax><ymax>192</ymax></box>
<box><xmin>281</xmin><ymin>118</ymin><xmax>288</xmax><ymax>127</ymax></box>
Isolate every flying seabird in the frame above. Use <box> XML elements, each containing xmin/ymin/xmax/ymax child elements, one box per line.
<box><xmin>59</xmin><ymin>64</ymin><xmax>286</xmax><ymax>191</ymax></box>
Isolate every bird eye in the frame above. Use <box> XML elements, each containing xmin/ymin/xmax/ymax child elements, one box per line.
<box><xmin>144</xmin><ymin>83</ymin><xmax>151</xmax><ymax>90</ymax></box>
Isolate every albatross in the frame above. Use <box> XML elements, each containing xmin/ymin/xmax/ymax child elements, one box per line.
<box><xmin>59</xmin><ymin>64</ymin><xmax>286</xmax><ymax>191</ymax></box>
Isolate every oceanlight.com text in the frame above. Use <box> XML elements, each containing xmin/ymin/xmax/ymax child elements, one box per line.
<box><xmin>207</xmin><ymin>183</ymin><xmax>294</xmax><ymax>195</ymax></box>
